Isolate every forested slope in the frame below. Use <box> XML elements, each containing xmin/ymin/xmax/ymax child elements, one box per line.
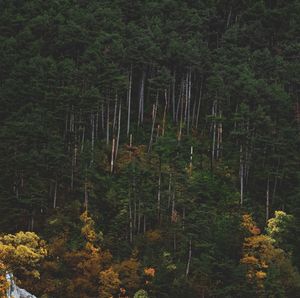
<box><xmin>0</xmin><ymin>0</ymin><xmax>300</xmax><ymax>297</ymax></box>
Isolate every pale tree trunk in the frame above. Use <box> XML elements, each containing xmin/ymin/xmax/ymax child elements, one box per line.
<box><xmin>84</xmin><ymin>168</ymin><xmax>88</xmax><ymax>211</ymax></box>
<box><xmin>129</xmin><ymin>188</ymin><xmax>133</xmax><ymax>244</ymax></box>
<box><xmin>186</xmin><ymin>239</ymin><xmax>192</xmax><ymax>277</ymax></box>
<box><xmin>187</xmin><ymin>69</ymin><xmax>192</xmax><ymax>135</ymax></box>
<box><xmin>162</xmin><ymin>89</ymin><xmax>168</xmax><ymax>136</ymax></box>
<box><xmin>101</xmin><ymin>103</ymin><xmax>104</xmax><ymax>131</ymax></box>
<box><xmin>110</xmin><ymin>137</ymin><xmax>116</xmax><ymax>173</ymax></box>
<box><xmin>113</xmin><ymin>94</ymin><xmax>118</xmax><ymax>134</ymax></box>
<box><xmin>148</xmin><ymin>94</ymin><xmax>158</xmax><ymax>153</ymax></box>
<box><xmin>156</xmin><ymin>124</ymin><xmax>160</xmax><ymax>142</ymax></box>
<box><xmin>138</xmin><ymin>71</ymin><xmax>145</xmax><ymax>127</ymax></box>
<box><xmin>53</xmin><ymin>179</ymin><xmax>58</xmax><ymax>209</ymax></box>
<box><xmin>178</xmin><ymin>82</ymin><xmax>184</xmax><ymax>142</ymax></box>
<box><xmin>216</xmin><ymin>111</ymin><xmax>222</xmax><ymax>159</ymax></box>
<box><xmin>127</xmin><ymin>66</ymin><xmax>132</xmax><ymax>136</ymax></box>
<box><xmin>195</xmin><ymin>79</ymin><xmax>203</xmax><ymax>129</ymax></box>
<box><xmin>176</xmin><ymin>79</ymin><xmax>184</xmax><ymax>123</ymax></box>
<box><xmin>106</xmin><ymin>101</ymin><xmax>110</xmax><ymax>145</ymax></box>
<box><xmin>157</xmin><ymin>159</ymin><xmax>161</xmax><ymax>224</ymax></box>
<box><xmin>81</xmin><ymin>125</ymin><xmax>85</xmax><ymax>153</ymax></box>
<box><xmin>184</xmin><ymin>72</ymin><xmax>188</xmax><ymax>126</ymax></box>
<box><xmin>172</xmin><ymin>71</ymin><xmax>176</xmax><ymax>122</ymax></box>
<box><xmin>211</xmin><ymin>101</ymin><xmax>217</xmax><ymax>161</ymax></box>
<box><xmin>189</xmin><ymin>146</ymin><xmax>193</xmax><ymax>174</ymax></box>
<box><xmin>266</xmin><ymin>176</ymin><xmax>270</xmax><ymax>223</ymax></box>
<box><xmin>91</xmin><ymin>112</ymin><xmax>95</xmax><ymax>164</ymax></box>
<box><xmin>240</xmin><ymin>145</ymin><xmax>244</xmax><ymax>205</ymax></box>
<box><xmin>115</xmin><ymin>102</ymin><xmax>122</xmax><ymax>161</ymax></box>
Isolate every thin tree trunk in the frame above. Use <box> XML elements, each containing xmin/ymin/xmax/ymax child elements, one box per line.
<box><xmin>84</xmin><ymin>168</ymin><xmax>88</xmax><ymax>211</ymax></box>
<box><xmin>138</xmin><ymin>71</ymin><xmax>145</xmax><ymax>126</ymax></box>
<box><xmin>157</xmin><ymin>158</ymin><xmax>162</xmax><ymax>224</ymax></box>
<box><xmin>266</xmin><ymin>176</ymin><xmax>270</xmax><ymax>223</ymax></box>
<box><xmin>91</xmin><ymin>112</ymin><xmax>95</xmax><ymax>163</ymax></box>
<box><xmin>240</xmin><ymin>145</ymin><xmax>244</xmax><ymax>205</ymax></box>
<box><xmin>113</xmin><ymin>93</ymin><xmax>118</xmax><ymax>133</ymax></box>
<box><xmin>186</xmin><ymin>239</ymin><xmax>192</xmax><ymax>277</ymax></box>
<box><xmin>127</xmin><ymin>66</ymin><xmax>132</xmax><ymax>136</ymax></box>
<box><xmin>129</xmin><ymin>190</ymin><xmax>133</xmax><ymax>243</ymax></box>
<box><xmin>115</xmin><ymin>102</ymin><xmax>122</xmax><ymax>161</ymax></box>
<box><xmin>110</xmin><ymin>137</ymin><xmax>116</xmax><ymax>173</ymax></box>
<box><xmin>106</xmin><ymin>101</ymin><xmax>110</xmax><ymax>145</ymax></box>
<box><xmin>148</xmin><ymin>94</ymin><xmax>158</xmax><ymax>153</ymax></box>
<box><xmin>53</xmin><ymin>179</ymin><xmax>57</xmax><ymax>209</ymax></box>
<box><xmin>162</xmin><ymin>90</ymin><xmax>168</xmax><ymax>136</ymax></box>
<box><xmin>172</xmin><ymin>71</ymin><xmax>176</xmax><ymax>122</ymax></box>
<box><xmin>195</xmin><ymin>79</ymin><xmax>203</xmax><ymax>129</ymax></box>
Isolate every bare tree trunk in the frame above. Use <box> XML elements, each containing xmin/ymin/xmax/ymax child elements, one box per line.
<box><xmin>113</xmin><ymin>94</ymin><xmax>118</xmax><ymax>134</ymax></box>
<box><xmin>162</xmin><ymin>90</ymin><xmax>168</xmax><ymax>136</ymax></box>
<box><xmin>240</xmin><ymin>145</ymin><xmax>244</xmax><ymax>205</ymax></box>
<box><xmin>172</xmin><ymin>71</ymin><xmax>176</xmax><ymax>122</ymax></box>
<box><xmin>195</xmin><ymin>79</ymin><xmax>203</xmax><ymax>129</ymax></box>
<box><xmin>81</xmin><ymin>125</ymin><xmax>85</xmax><ymax>153</ymax></box>
<box><xmin>189</xmin><ymin>146</ymin><xmax>193</xmax><ymax>174</ymax></box>
<box><xmin>266</xmin><ymin>176</ymin><xmax>270</xmax><ymax>223</ymax></box>
<box><xmin>106</xmin><ymin>101</ymin><xmax>110</xmax><ymax>145</ymax></box>
<box><xmin>176</xmin><ymin>79</ymin><xmax>184</xmax><ymax>123</ymax></box>
<box><xmin>186</xmin><ymin>239</ymin><xmax>192</xmax><ymax>277</ymax></box>
<box><xmin>53</xmin><ymin>179</ymin><xmax>58</xmax><ymax>209</ymax></box>
<box><xmin>157</xmin><ymin>159</ymin><xmax>162</xmax><ymax>224</ymax></box>
<box><xmin>138</xmin><ymin>71</ymin><xmax>145</xmax><ymax>127</ymax></box>
<box><xmin>148</xmin><ymin>94</ymin><xmax>158</xmax><ymax>153</ymax></box>
<box><xmin>187</xmin><ymin>69</ymin><xmax>192</xmax><ymax>135</ymax></box>
<box><xmin>127</xmin><ymin>66</ymin><xmax>132</xmax><ymax>136</ymax></box>
<box><xmin>110</xmin><ymin>137</ymin><xmax>116</xmax><ymax>173</ymax></box>
<box><xmin>91</xmin><ymin>112</ymin><xmax>95</xmax><ymax>164</ymax></box>
<box><xmin>115</xmin><ymin>102</ymin><xmax>122</xmax><ymax>161</ymax></box>
<box><xmin>101</xmin><ymin>103</ymin><xmax>104</xmax><ymax>131</ymax></box>
<box><xmin>178</xmin><ymin>83</ymin><xmax>184</xmax><ymax>142</ymax></box>
<box><xmin>211</xmin><ymin>101</ymin><xmax>217</xmax><ymax>161</ymax></box>
<box><xmin>84</xmin><ymin>168</ymin><xmax>88</xmax><ymax>211</ymax></box>
<box><xmin>129</xmin><ymin>190</ymin><xmax>133</xmax><ymax>243</ymax></box>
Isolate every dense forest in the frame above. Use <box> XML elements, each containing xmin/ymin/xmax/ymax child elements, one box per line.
<box><xmin>0</xmin><ymin>0</ymin><xmax>300</xmax><ymax>297</ymax></box>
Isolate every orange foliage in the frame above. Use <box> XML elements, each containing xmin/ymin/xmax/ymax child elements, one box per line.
<box><xmin>0</xmin><ymin>262</ymin><xmax>8</xmax><ymax>297</ymax></box>
<box><xmin>144</xmin><ymin>267</ymin><xmax>155</xmax><ymax>277</ymax></box>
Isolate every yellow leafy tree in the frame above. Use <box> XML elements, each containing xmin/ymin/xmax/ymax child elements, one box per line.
<box><xmin>240</xmin><ymin>214</ymin><xmax>296</xmax><ymax>295</ymax></box>
<box><xmin>0</xmin><ymin>231</ymin><xmax>47</xmax><ymax>293</ymax></box>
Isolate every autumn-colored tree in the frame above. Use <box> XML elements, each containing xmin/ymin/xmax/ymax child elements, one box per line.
<box><xmin>115</xmin><ymin>249</ymin><xmax>142</xmax><ymax>293</ymax></box>
<box><xmin>240</xmin><ymin>214</ymin><xmax>300</xmax><ymax>296</ymax></box>
<box><xmin>0</xmin><ymin>261</ymin><xmax>8</xmax><ymax>296</ymax></box>
<box><xmin>0</xmin><ymin>231</ymin><xmax>47</xmax><ymax>279</ymax></box>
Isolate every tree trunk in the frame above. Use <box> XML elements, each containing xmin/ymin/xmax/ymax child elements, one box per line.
<box><xmin>148</xmin><ymin>94</ymin><xmax>158</xmax><ymax>153</ymax></box>
<box><xmin>240</xmin><ymin>145</ymin><xmax>244</xmax><ymax>205</ymax></box>
<box><xmin>186</xmin><ymin>239</ymin><xmax>192</xmax><ymax>277</ymax></box>
<box><xmin>127</xmin><ymin>66</ymin><xmax>132</xmax><ymax>136</ymax></box>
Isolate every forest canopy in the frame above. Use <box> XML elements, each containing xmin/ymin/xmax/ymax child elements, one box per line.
<box><xmin>0</xmin><ymin>0</ymin><xmax>300</xmax><ymax>297</ymax></box>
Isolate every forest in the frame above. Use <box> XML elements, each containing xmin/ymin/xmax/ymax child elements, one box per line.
<box><xmin>0</xmin><ymin>0</ymin><xmax>300</xmax><ymax>297</ymax></box>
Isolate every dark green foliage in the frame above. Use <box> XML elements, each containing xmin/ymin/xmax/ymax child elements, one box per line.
<box><xmin>0</xmin><ymin>0</ymin><xmax>299</xmax><ymax>297</ymax></box>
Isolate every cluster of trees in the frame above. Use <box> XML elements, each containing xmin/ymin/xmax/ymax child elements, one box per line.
<box><xmin>0</xmin><ymin>0</ymin><xmax>300</xmax><ymax>297</ymax></box>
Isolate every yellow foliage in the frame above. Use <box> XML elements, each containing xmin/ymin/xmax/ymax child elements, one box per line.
<box><xmin>0</xmin><ymin>231</ymin><xmax>47</xmax><ymax>277</ymax></box>
<box><xmin>80</xmin><ymin>211</ymin><xmax>98</xmax><ymax>243</ymax></box>
<box><xmin>0</xmin><ymin>261</ymin><xmax>9</xmax><ymax>296</ymax></box>
<box><xmin>99</xmin><ymin>267</ymin><xmax>120</xmax><ymax>298</ymax></box>
<box><xmin>145</xmin><ymin>230</ymin><xmax>161</xmax><ymax>242</ymax></box>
